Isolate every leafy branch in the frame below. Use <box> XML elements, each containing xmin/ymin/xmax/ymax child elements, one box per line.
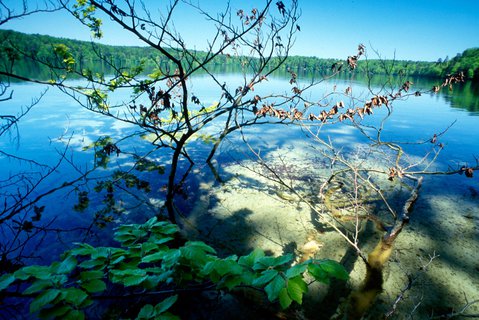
<box><xmin>0</xmin><ymin>217</ymin><xmax>348</xmax><ymax>319</ymax></box>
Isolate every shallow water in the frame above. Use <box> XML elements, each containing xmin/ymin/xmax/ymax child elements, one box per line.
<box><xmin>1</xmin><ymin>73</ymin><xmax>478</xmax><ymax>318</ymax></box>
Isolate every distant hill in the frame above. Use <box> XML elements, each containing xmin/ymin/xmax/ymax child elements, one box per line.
<box><xmin>1</xmin><ymin>29</ymin><xmax>478</xmax><ymax>80</ymax></box>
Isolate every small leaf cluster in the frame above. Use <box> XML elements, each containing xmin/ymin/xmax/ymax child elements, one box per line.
<box><xmin>82</xmin><ymin>136</ymin><xmax>117</xmax><ymax>168</ymax></box>
<box><xmin>53</xmin><ymin>44</ymin><xmax>75</xmax><ymax>72</ymax></box>
<box><xmin>85</xmin><ymin>88</ymin><xmax>109</xmax><ymax>111</ymax></box>
<box><xmin>134</xmin><ymin>156</ymin><xmax>165</xmax><ymax>174</ymax></box>
<box><xmin>0</xmin><ymin>217</ymin><xmax>348</xmax><ymax>318</ymax></box>
<box><xmin>72</xmin><ymin>0</ymin><xmax>103</xmax><ymax>39</ymax></box>
<box><xmin>194</xmin><ymin>133</ymin><xmax>220</xmax><ymax>145</ymax></box>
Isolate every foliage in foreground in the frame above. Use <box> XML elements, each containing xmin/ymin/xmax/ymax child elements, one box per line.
<box><xmin>0</xmin><ymin>217</ymin><xmax>348</xmax><ymax>319</ymax></box>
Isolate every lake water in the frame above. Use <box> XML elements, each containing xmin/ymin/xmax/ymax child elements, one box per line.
<box><xmin>1</xmin><ymin>73</ymin><xmax>478</xmax><ymax>318</ymax></box>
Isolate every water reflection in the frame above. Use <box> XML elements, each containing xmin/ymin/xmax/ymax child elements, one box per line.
<box><xmin>1</xmin><ymin>72</ymin><xmax>478</xmax><ymax>317</ymax></box>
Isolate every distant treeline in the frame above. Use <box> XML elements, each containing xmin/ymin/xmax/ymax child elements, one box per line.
<box><xmin>284</xmin><ymin>49</ymin><xmax>479</xmax><ymax>80</ymax></box>
<box><xmin>1</xmin><ymin>29</ymin><xmax>478</xmax><ymax>81</ymax></box>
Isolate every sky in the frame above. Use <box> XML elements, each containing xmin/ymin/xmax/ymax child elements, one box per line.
<box><xmin>1</xmin><ymin>0</ymin><xmax>479</xmax><ymax>61</ymax></box>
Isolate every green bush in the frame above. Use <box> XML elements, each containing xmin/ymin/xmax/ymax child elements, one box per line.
<box><xmin>0</xmin><ymin>217</ymin><xmax>348</xmax><ymax>319</ymax></box>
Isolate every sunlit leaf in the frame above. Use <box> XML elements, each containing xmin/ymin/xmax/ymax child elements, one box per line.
<box><xmin>278</xmin><ymin>287</ymin><xmax>292</xmax><ymax>309</ymax></box>
<box><xmin>307</xmin><ymin>263</ymin><xmax>329</xmax><ymax>284</ymax></box>
<box><xmin>318</xmin><ymin>260</ymin><xmax>349</xmax><ymax>280</ymax></box>
<box><xmin>213</xmin><ymin>260</ymin><xmax>242</xmax><ymax>276</ymax></box>
<box><xmin>287</xmin><ymin>276</ymin><xmax>308</xmax><ymax>304</ymax></box>
<box><xmin>238</xmin><ymin>249</ymin><xmax>265</xmax><ymax>267</ymax></box>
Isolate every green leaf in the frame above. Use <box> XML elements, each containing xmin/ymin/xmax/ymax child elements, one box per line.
<box><xmin>0</xmin><ymin>273</ymin><xmax>15</xmax><ymax>290</ymax></box>
<box><xmin>142</xmin><ymin>251</ymin><xmax>165</xmax><ymax>263</ymax></box>
<box><xmin>70</xmin><ymin>243</ymin><xmax>96</xmax><ymax>256</ymax></box>
<box><xmin>252</xmin><ymin>269</ymin><xmax>278</xmax><ymax>287</ymax></box>
<box><xmin>111</xmin><ymin>269</ymin><xmax>146</xmax><ymax>277</ymax></box>
<box><xmin>114</xmin><ymin>234</ymin><xmax>137</xmax><ymax>246</ymax></box>
<box><xmin>149</xmin><ymin>236</ymin><xmax>174</xmax><ymax>246</ymax></box>
<box><xmin>287</xmin><ymin>276</ymin><xmax>308</xmax><ymax>304</ymax></box>
<box><xmin>81</xmin><ymin>279</ymin><xmax>106</xmax><ymax>293</ymax></box>
<box><xmin>148</xmin><ymin>68</ymin><xmax>163</xmax><ymax>80</ymax></box>
<box><xmin>30</xmin><ymin>289</ymin><xmax>61</xmax><ymax>313</ymax></box>
<box><xmin>285</xmin><ymin>264</ymin><xmax>307</xmax><ymax>278</ymax></box>
<box><xmin>110</xmin><ymin>255</ymin><xmax>126</xmax><ymax>265</ymax></box>
<box><xmin>79</xmin><ymin>270</ymin><xmax>104</xmax><ymax>281</ymax></box>
<box><xmin>23</xmin><ymin>279</ymin><xmax>52</xmax><ymax>295</ymax></box>
<box><xmin>161</xmin><ymin>249</ymin><xmax>181</xmax><ymax>268</ymax></box>
<box><xmin>141</xmin><ymin>242</ymin><xmax>158</xmax><ymax>256</ymax></box>
<box><xmin>15</xmin><ymin>265</ymin><xmax>51</xmax><ymax>280</ymax></box>
<box><xmin>63</xmin><ymin>288</ymin><xmax>88</xmax><ymax>306</ymax></box>
<box><xmin>153</xmin><ymin>224</ymin><xmax>177</xmax><ymax>235</ymax></box>
<box><xmin>220</xmin><ymin>275</ymin><xmax>243</xmax><ymax>290</ymax></box>
<box><xmin>308</xmin><ymin>263</ymin><xmax>329</xmax><ymax>284</ymax></box>
<box><xmin>154</xmin><ymin>295</ymin><xmax>178</xmax><ymax>314</ymax></box>
<box><xmin>201</xmin><ymin>260</ymin><xmax>216</xmax><ymax>276</ymax></box>
<box><xmin>319</xmin><ymin>260</ymin><xmax>349</xmax><ymax>280</ymax></box>
<box><xmin>143</xmin><ymin>217</ymin><xmax>158</xmax><ymax>228</ymax></box>
<box><xmin>184</xmin><ymin>241</ymin><xmax>216</xmax><ymax>254</ymax></box>
<box><xmin>137</xmin><ymin>304</ymin><xmax>155</xmax><ymax>319</ymax></box>
<box><xmin>240</xmin><ymin>270</ymin><xmax>256</xmax><ymax>286</ymax></box>
<box><xmin>181</xmin><ymin>246</ymin><xmax>207</xmax><ymax>264</ymax></box>
<box><xmin>57</xmin><ymin>255</ymin><xmax>78</xmax><ymax>274</ymax></box>
<box><xmin>91</xmin><ymin>247</ymin><xmax>110</xmax><ymax>259</ymax></box>
<box><xmin>50</xmin><ymin>274</ymin><xmax>68</xmax><ymax>286</ymax></box>
<box><xmin>278</xmin><ymin>287</ymin><xmax>293</xmax><ymax>309</ymax></box>
<box><xmin>264</xmin><ymin>275</ymin><xmax>285</xmax><ymax>302</ymax></box>
<box><xmin>122</xmin><ymin>275</ymin><xmax>149</xmax><ymax>287</ymax></box>
<box><xmin>79</xmin><ymin>259</ymin><xmax>105</xmax><ymax>269</ymax></box>
<box><xmin>64</xmin><ymin>309</ymin><xmax>85</xmax><ymax>320</ymax></box>
<box><xmin>213</xmin><ymin>260</ymin><xmax>242</xmax><ymax>276</ymax></box>
<box><xmin>253</xmin><ymin>254</ymin><xmax>293</xmax><ymax>270</ymax></box>
<box><xmin>141</xmin><ymin>275</ymin><xmax>162</xmax><ymax>290</ymax></box>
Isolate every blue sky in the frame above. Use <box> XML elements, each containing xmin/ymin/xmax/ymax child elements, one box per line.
<box><xmin>1</xmin><ymin>0</ymin><xmax>478</xmax><ymax>61</ymax></box>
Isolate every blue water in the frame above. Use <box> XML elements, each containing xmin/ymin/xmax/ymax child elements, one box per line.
<box><xmin>1</xmin><ymin>74</ymin><xmax>478</xmax><ymax>264</ymax></box>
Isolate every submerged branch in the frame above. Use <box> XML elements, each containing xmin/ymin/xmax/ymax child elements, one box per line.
<box><xmin>383</xmin><ymin>175</ymin><xmax>423</xmax><ymax>245</ymax></box>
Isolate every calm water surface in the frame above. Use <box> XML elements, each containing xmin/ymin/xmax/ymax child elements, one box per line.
<box><xmin>1</xmin><ymin>73</ymin><xmax>478</xmax><ymax>259</ymax></box>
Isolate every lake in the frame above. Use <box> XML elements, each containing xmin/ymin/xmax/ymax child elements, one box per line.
<box><xmin>1</xmin><ymin>72</ymin><xmax>478</xmax><ymax>318</ymax></box>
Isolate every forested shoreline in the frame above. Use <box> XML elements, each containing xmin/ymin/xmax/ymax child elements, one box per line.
<box><xmin>1</xmin><ymin>29</ymin><xmax>478</xmax><ymax>80</ymax></box>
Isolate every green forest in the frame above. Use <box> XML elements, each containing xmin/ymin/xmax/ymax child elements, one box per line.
<box><xmin>1</xmin><ymin>29</ymin><xmax>479</xmax><ymax>80</ymax></box>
